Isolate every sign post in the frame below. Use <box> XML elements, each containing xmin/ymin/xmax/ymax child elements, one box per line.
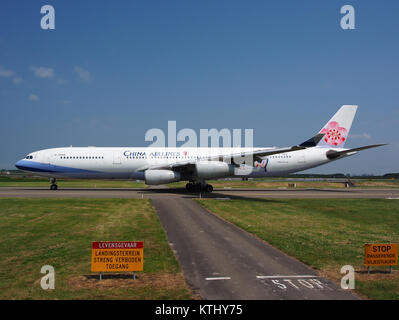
<box><xmin>91</xmin><ymin>241</ymin><xmax>144</xmax><ymax>279</ymax></box>
<box><xmin>364</xmin><ymin>243</ymin><xmax>398</xmax><ymax>273</ymax></box>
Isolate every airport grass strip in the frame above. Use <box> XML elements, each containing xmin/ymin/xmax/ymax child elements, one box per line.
<box><xmin>0</xmin><ymin>198</ymin><xmax>191</xmax><ymax>299</ymax></box>
<box><xmin>197</xmin><ymin>198</ymin><xmax>399</xmax><ymax>300</ymax></box>
<box><xmin>0</xmin><ymin>177</ymin><xmax>147</xmax><ymax>188</ymax></box>
<box><xmin>168</xmin><ymin>179</ymin><xmax>399</xmax><ymax>189</ymax></box>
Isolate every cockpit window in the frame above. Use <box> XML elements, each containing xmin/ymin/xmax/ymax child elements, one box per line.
<box><xmin>25</xmin><ymin>155</ymin><xmax>33</xmax><ymax>159</ymax></box>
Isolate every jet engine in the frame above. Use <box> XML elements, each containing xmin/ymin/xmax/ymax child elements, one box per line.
<box><xmin>144</xmin><ymin>170</ymin><xmax>181</xmax><ymax>185</ymax></box>
<box><xmin>195</xmin><ymin>161</ymin><xmax>235</xmax><ymax>179</ymax></box>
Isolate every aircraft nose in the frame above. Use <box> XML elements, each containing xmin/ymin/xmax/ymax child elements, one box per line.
<box><xmin>15</xmin><ymin>159</ymin><xmax>27</xmax><ymax>170</ymax></box>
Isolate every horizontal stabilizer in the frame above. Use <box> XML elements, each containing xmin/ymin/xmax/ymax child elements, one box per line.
<box><xmin>326</xmin><ymin>144</ymin><xmax>387</xmax><ymax>160</ymax></box>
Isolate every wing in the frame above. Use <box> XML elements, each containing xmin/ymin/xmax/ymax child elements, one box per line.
<box><xmin>137</xmin><ymin>145</ymin><xmax>307</xmax><ymax>172</ymax></box>
<box><xmin>207</xmin><ymin>145</ymin><xmax>307</xmax><ymax>163</ymax></box>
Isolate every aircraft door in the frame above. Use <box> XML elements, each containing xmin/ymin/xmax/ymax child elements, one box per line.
<box><xmin>297</xmin><ymin>153</ymin><xmax>306</xmax><ymax>164</ymax></box>
<box><xmin>113</xmin><ymin>151</ymin><xmax>122</xmax><ymax>165</ymax></box>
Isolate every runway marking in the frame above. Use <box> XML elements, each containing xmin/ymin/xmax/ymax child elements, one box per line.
<box><xmin>205</xmin><ymin>277</ymin><xmax>231</xmax><ymax>281</ymax></box>
<box><xmin>256</xmin><ymin>275</ymin><xmax>318</xmax><ymax>279</ymax></box>
<box><xmin>258</xmin><ymin>276</ymin><xmax>332</xmax><ymax>291</ymax></box>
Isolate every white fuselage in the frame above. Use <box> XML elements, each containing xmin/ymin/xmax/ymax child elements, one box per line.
<box><xmin>15</xmin><ymin>146</ymin><xmax>345</xmax><ymax>182</ymax></box>
<box><xmin>15</xmin><ymin>105</ymin><xmax>379</xmax><ymax>186</ymax></box>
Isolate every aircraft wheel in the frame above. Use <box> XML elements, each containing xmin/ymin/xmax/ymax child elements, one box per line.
<box><xmin>50</xmin><ymin>184</ymin><xmax>58</xmax><ymax>190</ymax></box>
<box><xmin>205</xmin><ymin>184</ymin><xmax>213</xmax><ymax>193</ymax></box>
<box><xmin>186</xmin><ymin>183</ymin><xmax>194</xmax><ymax>192</ymax></box>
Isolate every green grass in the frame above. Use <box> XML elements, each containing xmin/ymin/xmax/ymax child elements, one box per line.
<box><xmin>197</xmin><ymin>198</ymin><xmax>399</xmax><ymax>300</ymax></box>
<box><xmin>168</xmin><ymin>179</ymin><xmax>399</xmax><ymax>189</ymax></box>
<box><xmin>0</xmin><ymin>176</ymin><xmax>146</xmax><ymax>188</ymax></box>
<box><xmin>1</xmin><ymin>175</ymin><xmax>398</xmax><ymax>189</ymax></box>
<box><xmin>0</xmin><ymin>198</ymin><xmax>192</xmax><ymax>299</ymax></box>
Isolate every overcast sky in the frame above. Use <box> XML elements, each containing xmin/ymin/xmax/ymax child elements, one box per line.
<box><xmin>0</xmin><ymin>1</ymin><xmax>398</xmax><ymax>175</ymax></box>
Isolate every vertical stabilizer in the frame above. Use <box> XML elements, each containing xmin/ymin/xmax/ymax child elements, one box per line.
<box><xmin>317</xmin><ymin>105</ymin><xmax>358</xmax><ymax>148</ymax></box>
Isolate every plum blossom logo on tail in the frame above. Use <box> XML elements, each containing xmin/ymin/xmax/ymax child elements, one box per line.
<box><xmin>320</xmin><ymin>121</ymin><xmax>347</xmax><ymax>146</ymax></box>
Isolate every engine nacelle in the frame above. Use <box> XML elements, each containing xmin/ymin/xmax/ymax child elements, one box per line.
<box><xmin>195</xmin><ymin>161</ymin><xmax>234</xmax><ymax>179</ymax></box>
<box><xmin>144</xmin><ymin>170</ymin><xmax>181</xmax><ymax>185</ymax></box>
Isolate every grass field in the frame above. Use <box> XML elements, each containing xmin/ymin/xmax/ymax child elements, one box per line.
<box><xmin>0</xmin><ymin>198</ymin><xmax>192</xmax><ymax>299</ymax></box>
<box><xmin>168</xmin><ymin>179</ymin><xmax>399</xmax><ymax>189</ymax></box>
<box><xmin>0</xmin><ymin>176</ymin><xmax>146</xmax><ymax>188</ymax></box>
<box><xmin>197</xmin><ymin>198</ymin><xmax>399</xmax><ymax>300</ymax></box>
<box><xmin>1</xmin><ymin>175</ymin><xmax>398</xmax><ymax>189</ymax></box>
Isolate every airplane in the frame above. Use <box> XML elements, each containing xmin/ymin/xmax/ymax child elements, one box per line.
<box><xmin>15</xmin><ymin>105</ymin><xmax>386</xmax><ymax>192</ymax></box>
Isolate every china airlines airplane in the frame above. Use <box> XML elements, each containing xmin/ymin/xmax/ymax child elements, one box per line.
<box><xmin>15</xmin><ymin>105</ymin><xmax>385</xmax><ymax>192</ymax></box>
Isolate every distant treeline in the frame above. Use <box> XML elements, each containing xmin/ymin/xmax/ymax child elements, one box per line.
<box><xmin>287</xmin><ymin>173</ymin><xmax>399</xmax><ymax>179</ymax></box>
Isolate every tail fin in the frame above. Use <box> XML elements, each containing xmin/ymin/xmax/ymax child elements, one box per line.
<box><xmin>316</xmin><ymin>105</ymin><xmax>358</xmax><ymax>148</ymax></box>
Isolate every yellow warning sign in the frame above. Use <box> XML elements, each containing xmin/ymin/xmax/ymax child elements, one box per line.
<box><xmin>91</xmin><ymin>241</ymin><xmax>143</xmax><ymax>272</ymax></box>
<box><xmin>364</xmin><ymin>243</ymin><xmax>398</xmax><ymax>266</ymax></box>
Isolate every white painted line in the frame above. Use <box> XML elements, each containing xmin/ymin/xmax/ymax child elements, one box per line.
<box><xmin>205</xmin><ymin>277</ymin><xmax>231</xmax><ymax>281</ymax></box>
<box><xmin>256</xmin><ymin>275</ymin><xmax>318</xmax><ymax>279</ymax></box>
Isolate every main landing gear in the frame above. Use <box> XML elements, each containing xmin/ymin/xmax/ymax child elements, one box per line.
<box><xmin>185</xmin><ymin>182</ymin><xmax>213</xmax><ymax>193</ymax></box>
<box><xmin>50</xmin><ymin>178</ymin><xmax>58</xmax><ymax>190</ymax></box>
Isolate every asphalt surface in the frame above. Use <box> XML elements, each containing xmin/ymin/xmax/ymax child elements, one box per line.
<box><xmin>2</xmin><ymin>186</ymin><xmax>397</xmax><ymax>299</ymax></box>
<box><xmin>152</xmin><ymin>197</ymin><xmax>357</xmax><ymax>300</ymax></box>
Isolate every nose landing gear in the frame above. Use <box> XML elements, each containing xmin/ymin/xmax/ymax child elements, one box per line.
<box><xmin>50</xmin><ymin>178</ymin><xmax>58</xmax><ymax>190</ymax></box>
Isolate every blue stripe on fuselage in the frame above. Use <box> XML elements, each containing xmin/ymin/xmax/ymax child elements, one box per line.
<box><xmin>15</xmin><ymin>160</ymin><xmax>101</xmax><ymax>174</ymax></box>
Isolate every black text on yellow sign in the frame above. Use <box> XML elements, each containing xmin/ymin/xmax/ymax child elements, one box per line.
<box><xmin>364</xmin><ymin>243</ymin><xmax>398</xmax><ymax>266</ymax></box>
<box><xmin>91</xmin><ymin>241</ymin><xmax>143</xmax><ymax>272</ymax></box>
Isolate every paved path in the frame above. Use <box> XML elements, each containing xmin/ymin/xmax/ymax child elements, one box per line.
<box><xmin>152</xmin><ymin>197</ymin><xmax>357</xmax><ymax>300</ymax></box>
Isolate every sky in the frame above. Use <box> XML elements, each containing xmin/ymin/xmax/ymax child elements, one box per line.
<box><xmin>0</xmin><ymin>0</ymin><xmax>398</xmax><ymax>175</ymax></box>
